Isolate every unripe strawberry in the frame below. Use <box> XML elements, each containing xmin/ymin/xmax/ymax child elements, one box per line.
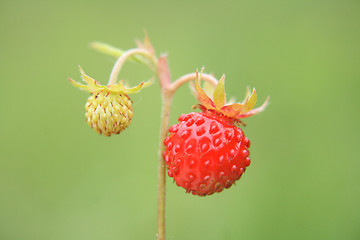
<box><xmin>85</xmin><ymin>91</ymin><xmax>133</xmax><ymax>136</ymax></box>
<box><xmin>163</xmin><ymin>71</ymin><xmax>268</xmax><ymax>196</ymax></box>
<box><xmin>69</xmin><ymin>66</ymin><xmax>151</xmax><ymax>136</ymax></box>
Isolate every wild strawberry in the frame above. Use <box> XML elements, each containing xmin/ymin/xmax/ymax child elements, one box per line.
<box><xmin>69</xmin><ymin>66</ymin><xmax>151</xmax><ymax>136</ymax></box>
<box><xmin>163</xmin><ymin>71</ymin><xmax>269</xmax><ymax>196</ymax></box>
<box><xmin>84</xmin><ymin>91</ymin><xmax>133</xmax><ymax>136</ymax></box>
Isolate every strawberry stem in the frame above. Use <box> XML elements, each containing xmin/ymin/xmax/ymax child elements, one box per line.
<box><xmin>168</xmin><ymin>72</ymin><xmax>218</xmax><ymax>94</ymax></box>
<box><xmin>157</xmin><ymin>92</ymin><xmax>172</xmax><ymax>240</ymax></box>
<box><xmin>91</xmin><ymin>39</ymin><xmax>220</xmax><ymax>240</ymax></box>
<box><xmin>157</xmin><ymin>66</ymin><xmax>218</xmax><ymax>240</ymax></box>
<box><xmin>108</xmin><ymin>48</ymin><xmax>157</xmax><ymax>86</ymax></box>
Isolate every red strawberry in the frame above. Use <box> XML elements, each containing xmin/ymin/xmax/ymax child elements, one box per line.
<box><xmin>163</xmin><ymin>71</ymin><xmax>268</xmax><ymax>196</ymax></box>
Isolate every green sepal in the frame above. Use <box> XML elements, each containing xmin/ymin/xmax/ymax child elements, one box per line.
<box><xmin>194</xmin><ymin>68</ymin><xmax>216</xmax><ymax>109</ymax></box>
<box><xmin>213</xmin><ymin>75</ymin><xmax>226</xmax><ymax>109</ymax></box>
<box><xmin>69</xmin><ymin>66</ymin><xmax>152</xmax><ymax>95</ymax></box>
<box><xmin>239</xmin><ymin>88</ymin><xmax>257</xmax><ymax>114</ymax></box>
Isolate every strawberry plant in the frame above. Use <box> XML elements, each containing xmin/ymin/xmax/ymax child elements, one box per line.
<box><xmin>69</xmin><ymin>33</ymin><xmax>268</xmax><ymax>240</ymax></box>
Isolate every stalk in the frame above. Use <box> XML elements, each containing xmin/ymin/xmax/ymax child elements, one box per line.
<box><xmin>96</xmin><ymin>45</ymin><xmax>218</xmax><ymax>240</ymax></box>
<box><xmin>108</xmin><ymin>48</ymin><xmax>157</xmax><ymax>86</ymax></box>
<box><xmin>156</xmin><ymin>73</ymin><xmax>217</xmax><ymax>240</ymax></box>
<box><xmin>157</xmin><ymin>92</ymin><xmax>172</xmax><ymax>240</ymax></box>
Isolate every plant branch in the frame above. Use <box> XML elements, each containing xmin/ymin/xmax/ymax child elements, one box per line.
<box><xmin>157</xmin><ymin>92</ymin><xmax>172</xmax><ymax>240</ymax></box>
<box><xmin>108</xmin><ymin>48</ymin><xmax>157</xmax><ymax>86</ymax></box>
<box><xmin>155</xmin><ymin>69</ymin><xmax>218</xmax><ymax>240</ymax></box>
<box><xmin>86</xmin><ymin>40</ymin><xmax>221</xmax><ymax>240</ymax></box>
<box><xmin>168</xmin><ymin>72</ymin><xmax>218</xmax><ymax>94</ymax></box>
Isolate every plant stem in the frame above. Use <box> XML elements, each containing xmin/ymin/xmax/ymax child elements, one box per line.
<box><xmin>108</xmin><ymin>48</ymin><xmax>156</xmax><ymax>86</ymax></box>
<box><xmin>169</xmin><ymin>72</ymin><xmax>218</xmax><ymax>94</ymax></box>
<box><xmin>156</xmin><ymin>73</ymin><xmax>217</xmax><ymax>240</ymax></box>
<box><xmin>157</xmin><ymin>92</ymin><xmax>173</xmax><ymax>240</ymax></box>
<box><xmin>90</xmin><ymin>42</ymin><xmax>219</xmax><ymax>240</ymax></box>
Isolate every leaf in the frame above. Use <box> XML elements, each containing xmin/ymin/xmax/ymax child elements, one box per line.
<box><xmin>90</xmin><ymin>42</ymin><xmax>125</xmax><ymax>58</ymax></box>
<box><xmin>243</xmin><ymin>86</ymin><xmax>251</xmax><ymax>102</ymax></box>
<box><xmin>78</xmin><ymin>65</ymin><xmax>100</xmax><ymax>89</ymax></box>
<box><xmin>221</xmin><ymin>103</ymin><xmax>245</xmax><ymax>118</ymax></box>
<box><xmin>237</xmin><ymin>96</ymin><xmax>269</xmax><ymax>118</ymax></box>
<box><xmin>157</xmin><ymin>55</ymin><xmax>171</xmax><ymax>89</ymax></box>
<box><xmin>213</xmin><ymin>75</ymin><xmax>226</xmax><ymax>109</ymax></box>
<box><xmin>239</xmin><ymin>88</ymin><xmax>257</xmax><ymax>114</ymax></box>
<box><xmin>202</xmin><ymin>80</ymin><xmax>215</xmax><ymax>98</ymax></box>
<box><xmin>143</xmin><ymin>30</ymin><xmax>155</xmax><ymax>55</ymax></box>
<box><xmin>194</xmin><ymin>69</ymin><xmax>215</xmax><ymax>109</ymax></box>
<box><xmin>68</xmin><ymin>78</ymin><xmax>92</xmax><ymax>92</ymax></box>
<box><xmin>107</xmin><ymin>80</ymin><xmax>126</xmax><ymax>92</ymax></box>
<box><xmin>136</xmin><ymin>30</ymin><xmax>154</xmax><ymax>55</ymax></box>
<box><xmin>90</xmin><ymin>42</ymin><xmax>151</xmax><ymax>66</ymax></box>
<box><xmin>123</xmin><ymin>82</ymin><xmax>144</xmax><ymax>94</ymax></box>
<box><xmin>122</xmin><ymin>77</ymin><xmax>153</xmax><ymax>94</ymax></box>
<box><xmin>68</xmin><ymin>66</ymin><xmax>103</xmax><ymax>93</ymax></box>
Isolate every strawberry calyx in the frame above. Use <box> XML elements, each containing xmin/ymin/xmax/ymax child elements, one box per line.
<box><xmin>195</xmin><ymin>107</ymin><xmax>237</xmax><ymax>126</ymax></box>
<box><xmin>194</xmin><ymin>68</ymin><xmax>269</xmax><ymax>120</ymax></box>
<box><xmin>68</xmin><ymin>65</ymin><xmax>152</xmax><ymax>95</ymax></box>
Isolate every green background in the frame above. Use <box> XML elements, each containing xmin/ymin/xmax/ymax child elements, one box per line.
<box><xmin>1</xmin><ymin>0</ymin><xmax>359</xmax><ymax>239</ymax></box>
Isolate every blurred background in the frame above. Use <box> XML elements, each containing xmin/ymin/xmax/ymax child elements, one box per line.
<box><xmin>0</xmin><ymin>0</ymin><xmax>359</xmax><ymax>239</ymax></box>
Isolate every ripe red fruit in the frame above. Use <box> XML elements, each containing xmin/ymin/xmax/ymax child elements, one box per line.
<box><xmin>163</xmin><ymin>110</ymin><xmax>251</xmax><ymax>196</ymax></box>
<box><xmin>163</xmin><ymin>70</ymin><xmax>268</xmax><ymax>196</ymax></box>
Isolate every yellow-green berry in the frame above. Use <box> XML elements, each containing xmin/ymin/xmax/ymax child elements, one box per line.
<box><xmin>85</xmin><ymin>91</ymin><xmax>133</xmax><ymax>136</ymax></box>
<box><xmin>69</xmin><ymin>65</ymin><xmax>152</xmax><ymax>136</ymax></box>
